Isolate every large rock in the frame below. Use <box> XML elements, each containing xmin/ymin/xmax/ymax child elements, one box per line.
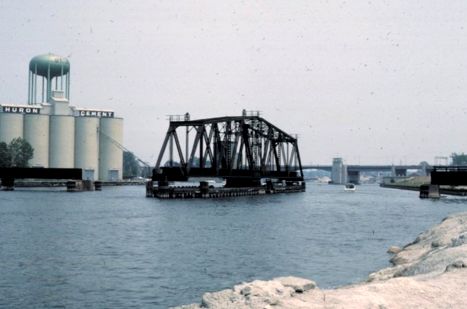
<box><xmin>173</xmin><ymin>277</ymin><xmax>315</xmax><ymax>308</ymax></box>
<box><xmin>275</xmin><ymin>276</ymin><xmax>316</xmax><ymax>293</ymax></box>
<box><xmin>370</xmin><ymin>212</ymin><xmax>467</xmax><ymax>281</ymax></box>
<box><xmin>387</xmin><ymin>245</ymin><xmax>402</xmax><ymax>254</ymax></box>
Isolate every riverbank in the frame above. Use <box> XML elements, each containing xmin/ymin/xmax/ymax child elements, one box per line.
<box><xmin>175</xmin><ymin>212</ymin><xmax>467</xmax><ymax>308</ymax></box>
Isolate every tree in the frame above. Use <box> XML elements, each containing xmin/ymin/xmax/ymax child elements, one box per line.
<box><xmin>451</xmin><ymin>153</ymin><xmax>467</xmax><ymax>165</ymax></box>
<box><xmin>0</xmin><ymin>138</ymin><xmax>33</xmax><ymax>167</ymax></box>
<box><xmin>123</xmin><ymin>151</ymin><xmax>141</xmax><ymax>178</ymax></box>
<box><xmin>8</xmin><ymin>138</ymin><xmax>34</xmax><ymax>167</ymax></box>
<box><xmin>0</xmin><ymin>142</ymin><xmax>11</xmax><ymax>167</ymax></box>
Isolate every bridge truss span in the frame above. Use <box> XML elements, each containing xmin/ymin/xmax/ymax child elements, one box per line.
<box><xmin>153</xmin><ymin>115</ymin><xmax>304</xmax><ymax>187</ymax></box>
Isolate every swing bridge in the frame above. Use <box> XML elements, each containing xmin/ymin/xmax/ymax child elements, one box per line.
<box><xmin>148</xmin><ymin>112</ymin><xmax>305</xmax><ymax>198</ymax></box>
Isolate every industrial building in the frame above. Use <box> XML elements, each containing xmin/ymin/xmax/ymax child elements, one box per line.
<box><xmin>0</xmin><ymin>54</ymin><xmax>123</xmax><ymax>181</ymax></box>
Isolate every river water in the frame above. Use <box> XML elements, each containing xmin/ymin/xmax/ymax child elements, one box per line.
<box><xmin>1</xmin><ymin>184</ymin><xmax>467</xmax><ymax>308</ymax></box>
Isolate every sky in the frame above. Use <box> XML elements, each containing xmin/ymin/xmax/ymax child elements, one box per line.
<box><xmin>0</xmin><ymin>0</ymin><xmax>466</xmax><ymax>165</ymax></box>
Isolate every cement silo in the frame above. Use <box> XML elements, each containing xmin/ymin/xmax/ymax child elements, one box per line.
<box><xmin>0</xmin><ymin>54</ymin><xmax>125</xmax><ymax>180</ymax></box>
<box><xmin>75</xmin><ymin>117</ymin><xmax>99</xmax><ymax>180</ymax></box>
<box><xmin>23</xmin><ymin>114</ymin><xmax>49</xmax><ymax>167</ymax></box>
<box><xmin>49</xmin><ymin>115</ymin><xmax>75</xmax><ymax>168</ymax></box>
<box><xmin>0</xmin><ymin>112</ymin><xmax>23</xmax><ymax>144</ymax></box>
<box><xmin>99</xmin><ymin>117</ymin><xmax>123</xmax><ymax>181</ymax></box>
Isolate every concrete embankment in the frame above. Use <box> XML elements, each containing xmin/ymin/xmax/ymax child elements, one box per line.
<box><xmin>174</xmin><ymin>212</ymin><xmax>467</xmax><ymax>308</ymax></box>
<box><xmin>379</xmin><ymin>176</ymin><xmax>429</xmax><ymax>192</ymax></box>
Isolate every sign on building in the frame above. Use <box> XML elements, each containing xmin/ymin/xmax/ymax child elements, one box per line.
<box><xmin>1</xmin><ymin>105</ymin><xmax>41</xmax><ymax>114</ymax></box>
<box><xmin>76</xmin><ymin>109</ymin><xmax>114</xmax><ymax>118</ymax></box>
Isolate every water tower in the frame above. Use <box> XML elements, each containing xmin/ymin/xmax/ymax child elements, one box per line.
<box><xmin>28</xmin><ymin>53</ymin><xmax>70</xmax><ymax>104</ymax></box>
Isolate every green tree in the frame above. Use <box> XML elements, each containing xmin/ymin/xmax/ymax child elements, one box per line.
<box><xmin>8</xmin><ymin>138</ymin><xmax>34</xmax><ymax>167</ymax></box>
<box><xmin>451</xmin><ymin>153</ymin><xmax>467</xmax><ymax>165</ymax></box>
<box><xmin>123</xmin><ymin>151</ymin><xmax>141</xmax><ymax>178</ymax></box>
<box><xmin>0</xmin><ymin>142</ymin><xmax>11</xmax><ymax>167</ymax></box>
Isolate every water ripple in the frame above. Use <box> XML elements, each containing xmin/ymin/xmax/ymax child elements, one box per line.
<box><xmin>1</xmin><ymin>184</ymin><xmax>466</xmax><ymax>308</ymax></box>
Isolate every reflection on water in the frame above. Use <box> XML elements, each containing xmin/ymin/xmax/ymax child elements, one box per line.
<box><xmin>1</xmin><ymin>184</ymin><xmax>466</xmax><ymax>308</ymax></box>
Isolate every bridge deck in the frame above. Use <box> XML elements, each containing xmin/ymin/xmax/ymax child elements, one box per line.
<box><xmin>0</xmin><ymin>167</ymin><xmax>82</xmax><ymax>180</ymax></box>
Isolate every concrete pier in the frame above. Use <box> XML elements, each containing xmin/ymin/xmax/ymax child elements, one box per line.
<box><xmin>419</xmin><ymin>184</ymin><xmax>440</xmax><ymax>199</ymax></box>
<box><xmin>66</xmin><ymin>180</ymin><xmax>100</xmax><ymax>192</ymax></box>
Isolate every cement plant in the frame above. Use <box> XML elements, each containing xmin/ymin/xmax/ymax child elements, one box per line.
<box><xmin>0</xmin><ymin>54</ymin><xmax>123</xmax><ymax>181</ymax></box>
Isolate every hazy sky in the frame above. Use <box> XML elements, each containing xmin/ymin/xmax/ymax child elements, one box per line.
<box><xmin>1</xmin><ymin>0</ymin><xmax>466</xmax><ymax>165</ymax></box>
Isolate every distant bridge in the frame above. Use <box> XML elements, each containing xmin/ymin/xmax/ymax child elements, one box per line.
<box><xmin>302</xmin><ymin>164</ymin><xmax>425</xmax><ymax>172</ymax></box>
<box><xmin>302</xmin><ymin>161</ymin><xmax>430</xmax><ymax>184</ymax></box>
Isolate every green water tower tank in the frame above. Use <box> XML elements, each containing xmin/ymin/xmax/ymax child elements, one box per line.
<box><xmin>29</xmin><ymin>54</ymin><xmax>70</xmax><ymax>78</ymax></box>
<box><xmin>28</xmin><ymin>53</ymin><xmax>71</xmax><ymax>104</ymax></box>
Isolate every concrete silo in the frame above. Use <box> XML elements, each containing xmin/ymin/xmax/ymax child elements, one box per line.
<box><xmin>23</xmin><ymin>114</ymin><xmax>49</xmax><ymax>167</ymax></box>
<box><xmin>75</xmin><ymin>117</ymin><xmax>100</xmax><ymax>180</ymax></box>
<box><xmin>0</xmin><ymin>54</ymin><xmax>124</xmax><ymax>180</ymax></box>
<box><xmin>49</xmin><ymin>115</ymin><xmax>75</xmax><ymax>168</ymax></box>
<box><xmin>99</xmin><ymin>117</ymin><xmax>123</xmax><ymax>181</ymax></box>
<box><xmin>0</xmin><ymin>111</ymin><xmax>23</xmax><ymax>144</ymax></box>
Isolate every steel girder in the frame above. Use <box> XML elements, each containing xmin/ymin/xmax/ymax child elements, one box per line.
<box><xmin>153</xmin><ymin>115</ymin><xmax>304</xmax><ymax>182</ymax></box>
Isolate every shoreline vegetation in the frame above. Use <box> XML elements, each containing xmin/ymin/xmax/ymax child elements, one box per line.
<box><xmin>174</xmin><ymin>212</ymin><xmax>467</xmax><ymax>308</ymax></box>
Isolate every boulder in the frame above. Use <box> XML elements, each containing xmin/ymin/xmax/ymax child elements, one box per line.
<box><xmin>387</xmin><ymin>246</ymin><xmax>402</xmax><ymax>254</ymax></box>
<box><xmin>173</xmin><ymin>277</ymin><xmax>309</xmax><ymax>308</ymax></box>
<box><xmin>275</xmin><ymin>276</ymin><xmax>316</xmax><ymax>293</ymax></box>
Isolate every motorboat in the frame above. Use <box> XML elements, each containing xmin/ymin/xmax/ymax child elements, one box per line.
<box><xmin>344</xmin><ymin>183</ymin><xmax>356</xmax><ymax>191</ymax></box>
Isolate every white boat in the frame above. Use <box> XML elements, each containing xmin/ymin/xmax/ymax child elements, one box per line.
<box><xmin>344</xmin><ymin>183</ymin><xmax>356</xmax><ymax>191</ymax></box>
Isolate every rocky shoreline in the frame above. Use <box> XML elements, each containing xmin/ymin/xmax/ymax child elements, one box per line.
<box><xmin>174</xmin><ymin>212</ymin><xmax>467</xmax><ymax>308</ymax></box>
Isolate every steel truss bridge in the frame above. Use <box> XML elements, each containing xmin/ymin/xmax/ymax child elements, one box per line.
<box><xmin>153</xmin><ymin>114</ymin><xmax>304</xmax><ymax>187</ymax></box>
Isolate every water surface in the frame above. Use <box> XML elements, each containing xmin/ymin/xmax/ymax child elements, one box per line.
<box><xmin>1</xmin><ymin>184</ymin><xmax>466</xmax><ymax>308</ymax></box>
